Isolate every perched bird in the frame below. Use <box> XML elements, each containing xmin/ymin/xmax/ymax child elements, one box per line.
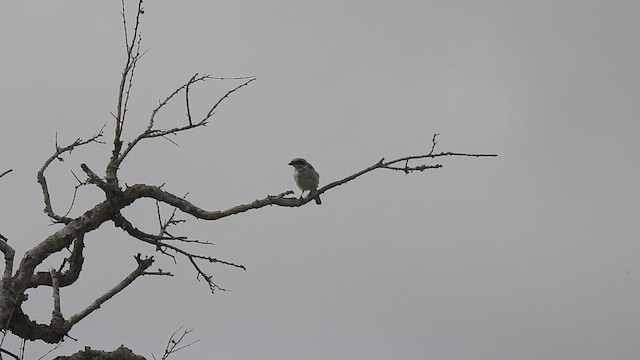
<box><xmin>288</xmin><ymin>158</ymin><xmax>322</xmax><ymax>205</ymax></box>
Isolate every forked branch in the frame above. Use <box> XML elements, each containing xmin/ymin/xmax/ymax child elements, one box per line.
<box><xmin>112</xmin><ymin>75</ymin><xmax>256</xmax><ymax>172</ymax></box>
<box><xmin>28</xmin><ymin>234</ymin><xmax>85</xmax><ymax>289</ymax></box>
<box><xmin>153</xmin><ymin>326</ymin><xmax>200</xmax><ymax>360</ymax></box>
<box><xmin>37</xmin><ymin>127</ymin><xmax>105</xmax><ymax>223</ymax></box>
<box><xmin>109</xmin><ymin>0</ymin><xmax>146</xmax><ymax>182</ymax></box>
<box><xmin>113</xmin><ymin>213</ymin><xmax>243</xmax><ymax>293</ymax></box>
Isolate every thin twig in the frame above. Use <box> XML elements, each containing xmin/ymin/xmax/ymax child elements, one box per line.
<box><xmin>108</xmin><ymin>0</ymin><xmax>145</xmax><ymax>184</ymax></box>
<box><xmin>0</xmin><ymin>169</ymin><xmax>13</xmax><ymax>180</ymax></box>
<box><xmin>429</xmin><ymin>132</ymin><xmax>440</xmax><ymax>154</ymax></box>
<box><xmin>185</xmin><ymin>74</ymin><xmax>196</xmax><ymax>125</ymax></box>
<box><xmin>155</xmin><ymin>326</ymin><xmax>200</xmax><ymax>360</ymax></box>
<box><xmin>113</xmin><ymin>75</ymin><xmax>255</xmax><ymax>170</ymax></box>
<box><xmin>66</xmin><ymin>254</ymin><xmax>155</xmax><ymax>327</ymax></box>
<box><xmin>0</xmin><ymin>347</ymin><xmax>20</xmax><ymax>360</ymax></box>
<box><xmin>113</xmin><ymin>213</ymin><xmax>243</xmax><ymax>293</ymax></box>
<box><xmin>37</xmin><ymin>126</ymin><xmax>105</xmax><ymax>223</ymax></box>
<box><xmin>35</xmin><ymin>342</ymin><xmax>64</xmax><ymax>360</ymax></box>
<box><xmin>205</xmin><ymin>77</ymin><xmax>256</xmax><ymax>118</ymax></box>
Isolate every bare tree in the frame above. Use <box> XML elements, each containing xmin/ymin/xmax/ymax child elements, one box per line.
<box><xmin>0</xmin><ymin>0</ymin><xmax>496</xmax><ymax>355</ymax></box>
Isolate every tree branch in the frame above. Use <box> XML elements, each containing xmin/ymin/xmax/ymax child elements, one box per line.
<box><xmin>29</xmin><ymin>234</ymin><xmax>85</xmax><ymax>289</ymax></box>
<box><xmin>153</xmin><ymin>326</ymin><xmax>200</xmax><ymax>360</ymax></box>
<box><xmin>0</xmin><ymin>169</ymin><xmax>13</xmax><ymax>180</ymax></box>
<box><xmin>0</xmin><ymin>235</ymin><xmax>14</xmax><ymax>286</ymax></box>
<box><xmin>118</xmin><ymin>148</ymin><xmax>497</xmax><ymax>222</ymax></box>
<box><xmin>112</xmin><ymin>75</ymin><xmax>255</xmax><ymax>171</ymax></box>
<box><xmin>108</xmin><ymin>0</ymin><xmax>145</xmax><ymax>185</ymax></box>
<box><xmin>0</xmin><ymin>347</ymin><xmax>20</xmax><ymax>360</ymax></box>
<box><xmin>49</xmin><ymin>269</ymin><xmax>64</xmax><ymax>328</ymax></box>
<box><xmin>12</xmin><ymin>200</ymin><xmax>117</xmax><ymax>294</ymax></box>
<box><xmin>37</xmin><ymin>128</ymin><xmax>105</xmax><ymax>224</ymax></box>
<box><xmin>66</xmin><ymin>254</ymin><xmax>155</xmax><ymax>328</ymax></box>
<box><xmin>113</xmin><ymin>213</ymin><xmax>242</xmax><ymax>293</ymax></box>
<box><xmin>80</xmin><ymin>164</ymin><xmax>110</xmax><ymax>194</ymax></box>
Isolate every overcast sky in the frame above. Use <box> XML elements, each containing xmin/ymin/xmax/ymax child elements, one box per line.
<box><xmin>1</xmin><ymin>1</ymin><xmax>639</xmax><ymax>359</ymax></box>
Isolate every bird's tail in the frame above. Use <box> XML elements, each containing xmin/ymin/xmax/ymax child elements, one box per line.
<box><xmin>314</xmin><ymin>194</ymin><xmax>322</xmax><ymax>205</ymax></box>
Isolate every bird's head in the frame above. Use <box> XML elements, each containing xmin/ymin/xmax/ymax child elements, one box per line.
<box><xmin>288</xmin><ymin>158</ymin><xmax>309</xmax><ymax>169</ymax></box>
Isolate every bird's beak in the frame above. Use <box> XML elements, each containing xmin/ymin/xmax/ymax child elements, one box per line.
<box><xmin>288</xmin><ymin>161</ymin><xmax>294</xmax><ymax>166</ymax></box>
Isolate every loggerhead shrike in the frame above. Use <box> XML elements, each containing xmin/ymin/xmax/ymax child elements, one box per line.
<box><xmin>288</xmin><ymin>158</ymin><xmax>322</xmax><ymax>205</ymax></box>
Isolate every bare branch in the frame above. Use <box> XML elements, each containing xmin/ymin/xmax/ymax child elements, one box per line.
<box><xmin>29</xmin><ymin>234</ymin><xmax>85</xmax><ymax>289</ymax></box>
<box><xmin>0</xmin><ymin>169</ymin><xmax>13</xmax><ymax>180</ymax></box>
<box><xmin>113</xmin><ymin>213</ymin><xmax>243</xmax><ymax>292</ymax></box>
<box><xmin>0</xmin><ymin>237</ymin><xmax>15</xmax><ymax>285</ymax></box>
<box><xmin>316</xmin><ymin>150</ymin><xmax>496</xmax><ymax>195</ymax></box>
<box><xmin>108</xmin><ymin>0</ymin><xmax>145</xmax><ymax>184</ymax></box>
<box><xmin>11</xmin><ymin>200</ymin><xmax>116</xmax><ymax>295</ymax></box>
<box><xmin>429</xmin><ymin>132</ymin><xmax>440</xmax><ymax>155</ymax></box>
<box><xmin>142</xmin><ymin>270</ymin><xmax>174</xmax><ymax>276</ymax></box>
<box><xmin>106</xmin><ymin>1</ymin><xmax>254</xmax><ymax>188</ymax></box>
<box><xmin>156</xmin><ymin>201</ymin><xmax>186</xmax><ymax>236</ymax></box>
<box><xmin>120</xmin><ymin>0</ymin><xmax>129</xmax><ymax>49</ymax></box>
<box><xmin>35</xmin><ymin>342</ymin><xmax>64</xmax><ymax>360</ymax></box>
<box><xmin>154</xmin><ymin>198</ymin><xmax>213</xmax><ymax>246</ymax></box>
<box><xmin>0</xmin><ymin>347</ymin><xmax>20</xmax><ymax>360</ymax></box>
<box><xmin>384</xmin><ymin>163</ymin><xmax>443</xmax><ymax>174</ymax></box>
<box><xmin>37</xmin><ymin>127</ymin><xmax>105</xmax><ymax>224</ymax></box>
<box><xmin>198</xmin><ymin>75</ymin><xmax>256</xmax><ymax>80</ymax></box>
<box><xmin>113</xmin><ymin>75</ymin><xmax>256</xmax><ymax>170</ymax></box>
<box><xmin>117</xmin><ymin>146</ymin><xmax>495</xmax><ymax>223</ymax></box>
<box><xmin>19</xmin><ymin>338</ymin><xmax>25</xmax><ymax>359</ymax></box>
<box><xmin>124</xmin><ymin>186</ymin><xmax>296</xmax><ymax>219</ymax></box>
<box><xmin>80</xmin><ymin>164</ymin><xmax>109</xmax><ymax>193</ymax></box>
<box><xmin>49</xmin><ymin>269</ymin><xmax>64</xmax><ymax>328</ymax></box>
<box><xmin>155</xmin><ymin>326</ymin><xmax>200</xmax><ymax>360</ymax></box>
<box><xmin>121</xmin><ymin>33</ymin><xmax>145</xmax><ymax>138</ymax></box>
<box><xmin>57</xmin><ymin>170</ymin><xmax>90</xmax><ymax>219</ymax></box>
<box><xmin>204</xmin><ymin>77</ymin><xmax>256</xmax><ymax>119</ymax></box>
<box><xmin>66</xmin><ymin>254</ymin><xmax>154</xmax><ymax>327</ymax></box>
<box><xmin>185</xmin><ymin>74</ymin><xmax>196</xmax><ymax>126</ymax></box>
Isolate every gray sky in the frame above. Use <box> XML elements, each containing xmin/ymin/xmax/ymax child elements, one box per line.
<box><xmin>1</xmin><ymin>1</ymin><xmax>639</xmax><ymax>359</ymax></box>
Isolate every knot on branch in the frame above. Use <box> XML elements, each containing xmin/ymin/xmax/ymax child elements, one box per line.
<box><xmin>80</xmin><ymin>164</ymin><xmax>107</xmax><ymax>188</ymax></box>
<box><xmin>134</xmin><ymin>253</ymin><xmax>154</xmax><ymax>270</ymax></box>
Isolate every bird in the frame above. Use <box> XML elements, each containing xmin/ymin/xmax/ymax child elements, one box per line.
<box><xmin>288</xmin><ymin>158</ymin><xmax>322</xmax><ymax>205</ymax></box>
